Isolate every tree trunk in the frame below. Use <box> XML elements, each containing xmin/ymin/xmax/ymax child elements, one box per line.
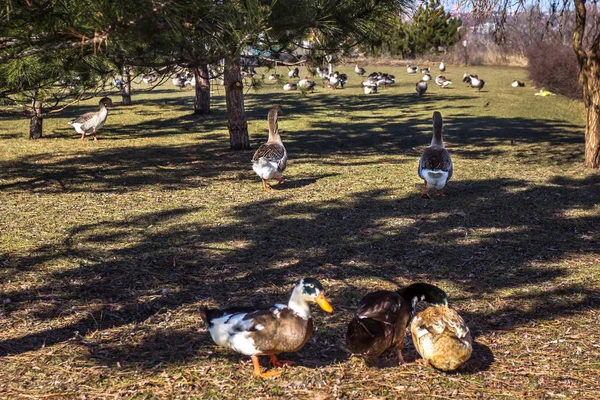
<box><xmin>581</xmin><ymin>60</ymin><xmax>600</xmax><ymax>168</ymax></box>
<box><xmin>29</xmin><ymin>92</ymin><xmax>43</xmax><ymax>140</ymax></box>
<box><xmin>121</xmin><ymin>65</ymin><xmax>132</xmax><ymax>105</ymax></box>
<box><xmin>573</xmin><ymin>0</ymin><xmax>600</xmax><ymax>168</ymax></box>
<box><xmin>194</xmin><ymin>64</ymin><xmax>211</xmax><ymax>115</ymax></box>
<box><xmin>224</xmin><ymin>57</ymin><xmax>250</xmax><ymax>150</ymax></box>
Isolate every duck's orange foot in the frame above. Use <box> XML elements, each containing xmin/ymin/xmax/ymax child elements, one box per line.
<box><xmin>270</xmin><ymin>354</ymin><xmax>295</xmax><ymax>367</ymax></box>
<box><xmin>276</xmin><ymin>177</ymin><xmax>286</xmax><ymax>185</ymax></box>
<box><xmin>262</xmin><ymin>179</ymin><xmax>272</xmax><ymax>191</ymax></box>
<box><xmin>253</xmin><ymin>369</ymin><xmax>282</xmax><ymax>379</ymax></box>
<box><xmin>252</xmin><ymin>356</ymin><xmax>281</xmax><ymax>379</ymax></box>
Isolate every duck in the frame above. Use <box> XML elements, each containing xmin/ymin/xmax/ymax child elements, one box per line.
<box><xmin>422</xmin><ymin>73</ymin><xmax>432</xmax><ymax>81</ymax></box>
<box><xmin>469</xmin><ymin>75</ymin><xmax>485</xmax><ymax>91</ymax></box>
<box><xmin>410</xmin><ymin>304</ymin><xmax>472</xmax><ymax>371</ymax></box>
<box><xmin>416</xmin><ymin>80</ymin><xmax>428</xmax><ymax>96</ymax></box>
<box><xmin>283</xmin><ymin>83</ymin><xmax>297</xmax><ymax>91</ymax></box>
<box><xmin>201</xmin><ymin>278</ymin><xmax>333</xmax><ymax>379</ymax></box>
<box><xmin>355</xmin><ymin>64</ymin><xmax>366</xmax><ymax>75</ymax></box>
<box><xmin>407</xmin><ymin>65</ymin><xmax>419</xmax><ymax>74</ymax></box>
<box><xmin>418</xmin><ymin>111</ymin><xmax>453</xmax><ymax>198</ymax></box>
<box><xmin>511</xmin><ymin>80</ymin><xmax>525</xmax><ymax>87</ymax></box>
<box><xmin>346</xmin><ymin>283</ymin><xmax>447</xmax><ymax>364</ymax></box>
<box><xmin>363</xmin><ymin>85</ymin><xmax>377</xmax><ymax>94</ymax></box>
<box><xmin>68</xmin><ymin>97</ymin><xmax>114</xmax><ymax>141</ymax></box>
<box><xmin>361</xmin><ymin>77</ymin><xmax>378</xmax><ymax>88</ymax></box>
<box><xmin>268</xmin><ymin>73</ymin><xmax>281</xmax><ymax>81</ymax></box>
<box><xmin>327</xmin><ymin>72</ymin><xmax>341</xmax><ymax>89</ymax></box>
<box><xmin>421</xmin><ymin>67</ymin><xmax>431</xmax><ymax>74</ymax></box>
<box><xmin>462</xmin><ymin>72</ymin><xmax>473</xmax><ymax>84</ymax></box>
<box><xmin>435</xmin><ymin>75</ymin><xmax>452</xmax><ymax>88</ymax></box>
<box><xmin>376</xmin><ymin>73</ymin><xmax>395</xmax><ymax>88</ymax></box>
<box><xmin>439</xmin><ymin>60</ymin><xmax>446</xmax><ymax>72</ymax></box>
<box><xmin>252</xmin><ymin>105</ymin><xmax>287</xmax><ymax>191</ymax></box>
<box><xmin>288</xmin><ymin>67</ymin><xmax>299</xmax><ymax>79</ymax></box>
<box><xmin>298</xmin><ymin>78</ymin><xmax>316</xmax><ymax>93</ymax></box>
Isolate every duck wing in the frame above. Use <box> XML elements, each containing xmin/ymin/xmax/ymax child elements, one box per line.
<box><xmin>419</xmin><ymin>147</ymin><xmax>452</xmax><ymax>175</ymax></box>
<box><xmin>252</xmin><ymin>143</ymin><xmax>287</xmax><ymax>173</ymax></box>
<box><xmin>355</xmin><ymin>291</ymin><xmax>404</xmax><ymax>324</ymax></box>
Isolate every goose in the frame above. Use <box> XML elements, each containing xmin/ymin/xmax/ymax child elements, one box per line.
<box><xmin>288</xmin><ymin>67</ymin><xmax>299</xmax><ymax>79</ymax></box>
<box><xmin>407</xmin><ymin>66</ymin><xmax>419</xmax><ymax>74</ymax></box>
<box><xmin>355</xmin><ymin>64</ymin><xmax>366</xmax><ymax>75</ymax></box>
<box><xmin>268</xmin><ymin>73</ymin><xmax>281</xmax><ymax>81</ymax></box>
<box><xmin>416</xmin><ymin>80</ymin><xmax>428</xmax><ymax>96</ymax></box>
<box><xmin>411</xmin><ymin>305</ymin><xmax>472</xmax><ymax>371</ymax></box>
<box><xmin>435</xmin><ymin>75</ymin><xmax>452</xmax><ymax>88</ymax></box>
<box><xmin>418</xmin><ymin>111</ymin><xmax>453</xmax><ymax>198</ymax></box>
<box><xmin>298</xmin><ymin>78</ymin><xmax>316</xmax><ymax>93</ymax></box>
<box><xmin>252</xmin><ymin>105</ymin><xmax>287</xmax><ymax>191</ymax></box>
<box><xmin>469</xmin><ymin>75</ymin><xmax>485</xmax><ymax>91</ymax></box>
<box><xmin>363</xmin><ymin>85</ymin><xmax>377</xmax><ymax>94</ymax></box>
<box><xmin>68</xmin><ymin>97</ymin><xmax>114</xmax><ymax>141</ymax></box>
<box><xmin>421</xmin><ymin>67</ymin><xmax>431</xmax><ymax>74</ymax></box>
<box><xmin>172</xmin><ymin>73</ymin><xmax>186</xmax><ymax>89</ymax></box>
<box><xmin>439</xmin><ymin>60</ymin><xmax>446</xmax><ymax>72</ymax></box>
<box><xmin>462</xmin><ymin>73</ymin><xmax>473</xmax><ymax>84</ymax></box>
<box><xmin>361</xmin><ymin>77</ymin><xmax>378</xmax><ymax>88</ymax></box>
<box><xmin>511</xmin><ymin>80</ymin><xmax>525</xmax><ymax>87</ymax></box>
<box><xmin>422</xmin><ymin>73</ymin><xmax>432</xmax><ymax>81</ymax></box>
<box><xmin>283</xmin><ymin>83</ymin><xmax>297</xmax><ymax>91</ymax></box>
<box><xmin>201</xmin><ymin>278</ymin><xmax>333</xmax><ymax>378</ymax></box>
<box><xmin>346</xmin><ymin>283</ymin><xmax>447</xmax><ymax>364</ymax></box>
<box><xmin>376</xmin><ymin>73</ymin><xmax>395</xmax><ymax>88</ymax></box>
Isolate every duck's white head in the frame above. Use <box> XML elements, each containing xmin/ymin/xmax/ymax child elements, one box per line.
<box><xmin>288</xmin><ymin>277</ymin><xmax>333</xmax><ymax>317</ymax></box>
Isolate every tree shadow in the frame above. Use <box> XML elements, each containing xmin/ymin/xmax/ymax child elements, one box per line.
<box><xmin>1</xmin><ymin>172</ymin><xmax>599</xmax><ymax>370</ymax></box>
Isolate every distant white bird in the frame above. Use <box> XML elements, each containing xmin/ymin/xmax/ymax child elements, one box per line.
<box><xmin>439</xmin><ymin>60</ymin><xmax>446</xmax><ymax>72</ymax></box>
<box><xmin>511</xmin><ymin>80</ymin><xmax>525</xmax><ymax>87</ymax></box>
<box><xmin>364</xmin><ymin>85</ymin><xmax>377</xmax><ymax>94</ymax></box>
<box><xmin>298</xmin><ymin>78</ymin><xmax>316</xmax><ymax>93</ymax></box>
<box><xmin>470</xmin><ymin>76</ymin><xmax>485</xmax><ymax>91</ymax></box>
<box><xmin>407</xmin><ymin>66</ymin><xmax>419</xmax><ymax>74</ymax></box>
<box><xmin>268</xmin><ymin>73</ymin><xmax>281</xmax><ymax>81</ymax></box>
<box><xmin>422</xmin><ymin>73</ymin><xmax>432</xmax><ymax>81</ymax></box>
<box><xmin>283</xmin><ymin>83</ymin><xmax>297</xmax><ymax>91</ymax></box>
<box><xmin>172</xmin><ymin>73</ymin><xmax>186</xmax><ymax>89</ymax></box>
<box><xmin>435</xmin><ymin>75</ymin><xmax>452</xmax><ymax>88</ymax></box>
<box><xmin>421</xmin><ymin>67</ymin><xmax>431</xmax><ymax>74</ymax></box>
<box><xmin>288</xmin><ymin>67</ymin><xmax>299</xmax><ymax>79</ymax></box>
<box><xmin>416</xmin><ymin>80</ymin><xmax>428</xmax><ymax>96</ymax></box>
<box><xmin>355</xmin><ymin>65</ymin><xmax>366</xmax><ymax>75</ymax></box>
<box><xmin>361</xmin><ymin>77</ymin><xmax>378</xmax><ymax>88</ymax></box>
<box><xmin>142</xmin><ymin>74</ymin><xmax>158</xmax><ymax>84</ymax></box>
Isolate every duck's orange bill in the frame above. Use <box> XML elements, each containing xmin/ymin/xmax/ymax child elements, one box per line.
<box><xmin>315</xmin><ymin>293</ymin><xmax>333</xmax><ymax>313</ymax></box>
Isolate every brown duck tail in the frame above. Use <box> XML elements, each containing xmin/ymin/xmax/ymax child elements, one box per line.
<box><xmin>346</xmin><ymin>317</ymin><xmax>385</xmax><ymax>355</ymax></box>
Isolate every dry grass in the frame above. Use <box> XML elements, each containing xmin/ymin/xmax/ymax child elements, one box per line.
<box><xmin>1</xmin><ymin>64</ymin><xmax>599</xmax><ymax>399</ymax></box>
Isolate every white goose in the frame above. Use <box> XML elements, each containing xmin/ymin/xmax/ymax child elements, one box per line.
<box><xmin>439</xmin><ymin>60</ymin><xmax>446</xmax><ymax>72</ymax></box>
<box><xmin>355</xmin><ymin>65</ymin><xmax>366</xmax><ymax>75</ymax></box>
<box><xmin>435</xmin><ymin>75</ymin><xmax>452</xmax><ymax>88</ymax></box>
<box><xmin>283</xmin><ymin>83</ymin><xmax>297</xmax><ymax>91</ymax></box>
<box><xmin>68</xmin><ymin>97</ymin><xmax>114</xmax><ymax>141</ymax></box>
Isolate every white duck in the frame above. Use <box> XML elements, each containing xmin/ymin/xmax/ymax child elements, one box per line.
<box><xmin>418</xmin><ymin>111</ymin><xmax>453</xmax><ymax>198</ymax></box>
<box><xmin>407</xmin><ymin>66</ymin><xmax>419</xmax><ymax>74</ymax></box>
<box><xmin>355</xmin><ymin>65</ymin><xmax>366</xmax><ymax>75</ymax></box>
<box><xmin>68</xmin><ymin>97</ymin><xmax>114</xmax><ymax>141</ymax></box>
<box><xmin>435</xmin><ymin>75</ymin><xmax>452</xmax><ymax>88</ymax></box>
<box><xmin>200</xmin><ymin>278</ymin><xmax>332</xmax><ymax>378</ymax></box>
<box><xmin>439</xmin><ymin>60</ymin><xmax>446</xmax><ymax>72</ymax></box>
<box><xmin>283</xmin><ymin>83</ymin><xmax>297</xmax><ymax>91</ymax></box>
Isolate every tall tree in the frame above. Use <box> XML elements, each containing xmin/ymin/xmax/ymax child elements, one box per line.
<box><xmin>573</xmin><ymin>0</ymin><xmax>600</xmax><ymax>168</ymax></box>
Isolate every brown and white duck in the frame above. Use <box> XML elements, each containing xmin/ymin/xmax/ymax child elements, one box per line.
<box><xmin>345</xmin><ymin>283</ymin><xmax>447</xmax><ymax>364</ymax></box>
<box><xmin>411</xmin><ymin>304</ymin><xmax>472</xmax><ymax>371</ymax></box>
<box><xmin>68</xmin><ymin>97</ymin><xmax>114</xmax><ymax>141</ymax></box>
<box><xmin>200</xmin><ymin>278</ymin><xmax>333</xmax><ymax>378</ymax></box>
<box><xmin>418</xmin><ymin>111</ymin><xmax>453</xmax><ymax>198</ymax></box>
<box><xmin>252</xmin><ymin>105</ymin><xmax>287</xmax><ymax>191</ymax></box>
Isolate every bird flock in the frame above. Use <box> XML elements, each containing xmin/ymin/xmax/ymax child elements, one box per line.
<box><xmin>64</xmin><ymin>61</ymin><xmax>533</xmax><ymax>382</ymax></box>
